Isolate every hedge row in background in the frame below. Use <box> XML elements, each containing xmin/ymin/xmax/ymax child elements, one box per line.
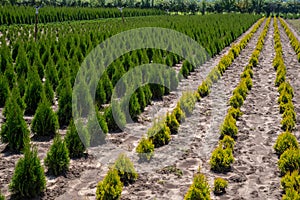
<box><xmin>0</xmin><ymin>6</ymin><xmax>164</xmax><ymax>25</ymax></box>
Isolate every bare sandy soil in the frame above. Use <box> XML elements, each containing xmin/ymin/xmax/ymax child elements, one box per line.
<box><xmin>2</xmin><ymin>18</ymin><xmax>299</xmax><ymax>200</ymax></box>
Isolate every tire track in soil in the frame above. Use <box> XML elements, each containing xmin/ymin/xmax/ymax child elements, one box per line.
<box><xmin>119</xmin><ymin>20</ymin><xmax>267</xmax><ymax>200</ymax></box>
<box><xmin>278</xmin><ymin>20</ymin><xmax>300</xmax><ymax>140</ymax></box>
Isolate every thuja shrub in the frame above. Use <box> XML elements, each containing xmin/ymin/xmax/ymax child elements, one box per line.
<box><xmin>213</xmin><ymin>177</ymin><xmax>228</xmax><ymax>195</ymax></box>
<box><xmin>233</xmin><ymin>83</ymin><xmax>248</xmax><ymax>100</ymax></box>
<box><xmin>24</xmin><ymin>65</ymin><xmax>43</xmax><ymax>115</ymax></box>
<box><xmin>281</xmin><ymin>117</ymin><xmax>296</xmax><ymax>131</ymax></box>
<box><xmin>57</xmin><ymin>83</ymin><xmax>72</xmax><ymax>128</ymax></box>
<box><xmin>0</xmin><ymin>75</ymin><xmax>9</xmax><ymax>107</ymax></box>
<box><xmin>249</xmin><ymin>55</ymin><xmax>258</xmax><ymax>67</ymax></box>
<box><xmin>208</xmin><ymin>68</ymin><xmax>220</xmax><ymax>83</ymax></box>
<box><xmin>281</xmin><ymin>171</ymin><xmax>300</xmax><ymax>193</ymax></box>
<box><xmin>31</xmin><ymin>96</ymin><xmax>59</xmax><ymax>137</ymax></box>
<box><xmin>65</xmin><ymin>120</ymin><xmax>87</xmax><ymax>158</ymax></box>
<box><xmin>136</xmin><ymin>137</ymin><xmax>154</xmax><ymax>161</ymax></box>
<box><xmin>198</xmin><ymin>81</ymin><xmax>210</xmax><ymax>98</ymax></box>
<box><xmin>184</xmin><ymin>171</ymin><xmax>211</xmax><ymax>200</ymax></box>
<box><xmin>229</xmin><ymin>93</ymin><xmax>244</xmax><ymax>108</ymax></box>
<box><xmin>9</xmin><ymin>147</ymin><xmax>46</xmax><ymax>198</ymax></box>
<box><xmin>104</xmin><ymin>105</ymin><xmax>126</xmax><ymax>132</ymax></box>
<box><xmin>96</xmin><ymin>168</ymin><xmax>123</xmax><ymax>200</ymax></box>
<box><xmin>228</xmin><ymin>107</ymin><xmax>243</xmax><ymax>120</ymax></box>
<box><xmin>113</xmin><ymin>153</ymin><xmax>138</xmax><ymax>185</ymax></box>
<box><xmin>44</xmin><ymin>135</ymin><xmax>70</xmax><ymax>176</ymax></box>
<box><xmin>165</xmin><ymin>112</ymin><xmax>180</xmax><ymax>135</ymax></box>
<box><xmin>278</xmin><ymin>82</ymin><xmax>294</xmax><ymax>98</ymax></box>
<box><xmin>280</xmin><ymin>101</ymin><xmax>294</xmax><ymax>114</ymax></box>
<box><xmin>179</xmin><ymin>92</ymin><xmax>197</xmax><ymax>117</ymax></box>
<box><xmin>275</xmin><ymin>71</ymin><xmax>286</xmax><ymax>87</ymax></box>
<box><xmin>278</xmin><ymin>148</ymin><xmax>300</xmax><ymax>175</ymax></box>
<box><xmin>210</xmin><ymin>146</ymin><xmax>234</xmax><ymax>172</ymax></box>
<box><xmin>148</xmin><ymin>120</ymin><xmax>171</xmax><ymax>148</ymax></box>
<box><xmin>219</xmin><ymin>135</ymin><xmax>235</xmax><ymax>150</ymax></box>
<box><xmin>220</xmin><ymin>115</ymin><xmax>238</xmax><ymax>139</ymax></box>
<box><xmin>89</xmin><ymin>111</ymin><xmax>108</xmax><ymax>147</ymax></box>
<box><xmin>217</xmin><ymin>63</ymin><xmax>226</xmax><ymax>75</ymax></box>
<box><xmin>241</xmin><ymin>68</ymin><xmax>253</xmax><ymax>79</ymax></box>
<box><xmin>172</xmin><ymin>103</ymin><xmax>186</xmax><ymax>123</ymax></box>
<box><xmin>274</xmin><ymin>132</ymin><xmax>299</xmax><ymax>156</ymax></box>
<box><xmin>0</xmin><ymin>93</ymin><xmax>30</xmax><ymax>152</ymax></box>
<box><xmin>282</xmin><ymin>108</ymin><xmax>296</xmax><ymax>122</ymax></box>
<box><xmin>282</xmin><ymin>188</ymin><xmax>300</xmax><ymax>200</ymax></box>
<box><xmin>180</xmin><ymin>60</ymin><xmax>190</xmax><ymax>78</ymax></box>
<box><xmin>278</xmin><ymin>91</ymin><xmax>293</xmax><ymax>104</ymax></box>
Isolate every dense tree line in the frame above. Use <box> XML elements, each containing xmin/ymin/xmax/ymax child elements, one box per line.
<box><xmin>0</xmin><ymin>0</ymin><xmax>299</xmax><ymax>18</ymax></box>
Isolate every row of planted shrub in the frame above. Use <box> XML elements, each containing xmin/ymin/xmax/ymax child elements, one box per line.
<box><xmin>209</xmin><ymin>17</ymin><xmax>271</xmax><ymax>174</ymax></box>
<box><xmin>272</xmin><ymin>17</ymin><xmax>300</xmax><ymax>199</ymax></box>
<box><xmin>135</xmin><ymin>17</ymin><xmax>265</xmax><ymax>163</ymax></box>
<box><xmin>279</xmin><ymin>17</ymin><xmax>300</xmax><ymax>62</ymax></box>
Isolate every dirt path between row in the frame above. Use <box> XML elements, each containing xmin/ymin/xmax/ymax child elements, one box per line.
<box><xmin>0</xmin><ymin>20</ymin><xmax>263</xmax><ymax>200</ymax></box>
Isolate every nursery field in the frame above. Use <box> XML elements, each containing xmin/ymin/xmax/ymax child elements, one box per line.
<box><xmin>1</xmin><ymin>11</ymin><xmax>300</xmax><ymax>200</ymax></box>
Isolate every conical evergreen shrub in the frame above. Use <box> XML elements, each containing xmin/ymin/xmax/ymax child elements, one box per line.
<box><xmin>4</xmin><ymin>63</ymin><xmax>15</xmax><ymax>89</ymax></box>
<box><xmin>113</xmin><ymin>153</ymin><xmax>138</xmax><ymax>185</ymax></box>
<box><xmin>136</xmin><ymin>137</ymin><xmax>154</xmax><ymax>161</ymax></box>
<box><xmin>128</xmin><ymin>93</ymin><xmax>141</xmax><ymax>121</ymax></box>
<box><xmin>31</xmin><ymin>95</ymin><xmax>58</xmax><ymax>137</ymax></box>
<box><xmin>274</xmin><ymin>132</ymin><xmax>299</xmax><ymax>155</ymax></box>
<box><xmin>0</xmin><ymin>38</ymin><xmax>13</xmax><ymax>73</ymax></box>
<box><xmin>148</xmin><ymin>119</ymin><xmax>171</xmax><ymax>148</ymax></box>
<box><xmin>17</xmin><ymin>75</ymin><xmax>26</xmax><ymax>97</ymax></box>
<box><xmin>96</xmin><ymin>168</ymin><xmax>123</xmax><ymax>200</ymax></box>
<box><xmin>184</xmin><ymin>170</ymin><xmax>211</xmax><ymax>200</ymax></box>
<box><xmin>24</xmin><ymin>65</ymin><xmax>43</xmax><ymax>115</ymax></box>
<box><xmin>87</xmin><ymin>112</ymin><xmax>107</xmax><ymax>147</ymax></box>
<box><xmin>45</xmin><ymin>58</ymin><xmax>59</xmax><ymax>91</ymax></box>
<box><xmin>165</xmin><ymin>112</ymin><xmax>180</xmax><ymax>135</ymax></box>
<box><xmin>44</xmin><ymin>134</ymin><xmax>70</xmax><ymax>176</ymax></box>
<box><xmin>104</xmin><ymin>105</ymin><xmax>126</xmax><ymax>132</ymax></box>
<box><xmin>9</xmin><ymin>146</ymin><xmax>46</xmax><ymax>198</ymax></box>
<box><xmin>65</xmin><ymin>120</ymin><xmax>88</xmax><ymax>158</ymax></box>
<box><xmin>0</xmin><ymin>74</ymin><xmax>9</xmax><ymax>107</ymax></box>
<box><xmin>44</xmin><ymin>78</ymin><xmax>54</xmax><ymax>104</ymax></box>
<box><xmin>95</xmin><ymin>80</ymin><xmax>106</xmax><ymax>106</ymax></box>
<box><xmin>57</xmin><ymin>81</ymin><xmax>72</xmax><ymax>128</ymax></box>
<box><xmin>0</xmin><ymin>91</ymin><xmax>29</xmax><ymax>152</ymax></box>
<box><xmin>15</xmin><ymin>44</ymin><xmax>29</xmax><ymax>78</ymax></box>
